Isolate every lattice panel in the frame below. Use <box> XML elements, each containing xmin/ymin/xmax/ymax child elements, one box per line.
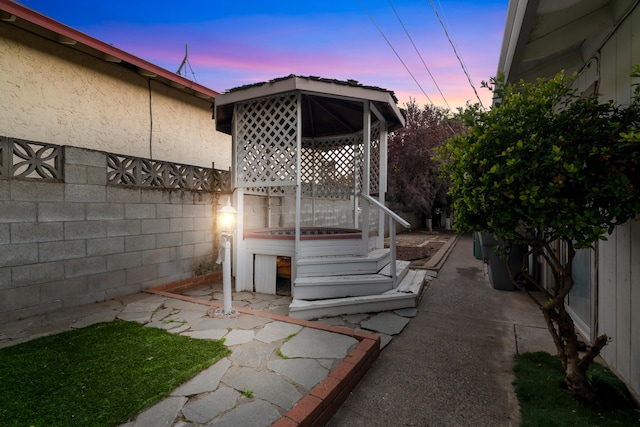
<box><xmin>369</xmin><ymin>124</ymin><xmax>381</xmax><ymax>194</ymax></box>
<box><xmin>300</xmin><ymin>135</ymin><xmax>358</xmax><ymax>199</ymax></box>
<box><xmin>355</xmin><ymin>123</ymin><xmax>381</xmax><ymax>195</ymax></box>
<box><xmin>0</xmin><ymin>137</ymin><xmax>63</xmax><ymax>181</ymax></box>
<box><xmin>235</xmin><ymin>93</ymin><xmax>298</xmax><ymax>187</ymax></box>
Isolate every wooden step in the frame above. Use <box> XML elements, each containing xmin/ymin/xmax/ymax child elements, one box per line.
<box><xmin>288</xmin><ymin>269</ymin><xmax>428</xmax><ymax>320</ymax></box>
<box><xmin>296</xmin><ymin>248</ymin><xmax>390</xmax><ymax>277</ymax></box>
<box><xmin>293</xmin><ymin>260</ymin><xmax>410</xmax><ymax>300</ymax></box>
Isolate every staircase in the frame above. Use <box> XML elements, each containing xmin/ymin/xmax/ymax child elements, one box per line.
<box><xmin>288</xmin><ymin>248</ymin><xmax>428</xmax><ymax>320</ymax></box>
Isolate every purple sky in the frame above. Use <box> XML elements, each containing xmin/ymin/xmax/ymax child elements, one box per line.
<box><xmin>20</xmin><ymin>0</ymin><xmax>508</xmax><ymax>111</ymax></box>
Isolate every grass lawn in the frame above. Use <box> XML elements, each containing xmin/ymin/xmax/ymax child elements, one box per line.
<box><xmin>0</xmin><ymin>319</ymin><xmax>229</xmax><ymax>427</ymax></box>
<box><xmin>514</xmin><ymin>352</ymin><xmax>640</xmax><ymax>426</ymax></box>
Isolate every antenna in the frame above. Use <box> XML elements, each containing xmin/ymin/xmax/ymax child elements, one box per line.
<box><xmin>176</xmin><ymin>44</ymin><xmax>188</xmax><ymax>76</ymax></box>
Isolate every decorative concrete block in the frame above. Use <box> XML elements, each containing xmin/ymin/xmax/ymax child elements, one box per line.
<box><xmin>11</xmin><ymin>180</ymin><xmax>64</xmax><ymax>202</ymax></box>
<box><xmin>64</xmin><ymin>220</ymin><xmax>107</xmax><ymax>240</ymax></box>
<box><xmin>87</xmin><ymin>237</ymin><xmax>125</xmax><ymax>256</ymax></box>
<box><xmin>125</xmin><ymin>203</ymin><xmax>156</xmax><ymax>219</ymax></box>
<box><xmin>39</xmin><ymin>240</ymin><xmax>86</xmax><ymax>262</ymax></box>
<box><xmin>107</xmin><ymin>251</ymin><xmax>142</xmax><ymax>271</ymax></box>
<box><xmin>87</xmin><ymin>203</ymin><xmax>125</xmax><ymax>220</ymax></box>
<box><xmin>64</xmin><ymin>256</ymin><xmax>107</xmax><ymax>279</ymax></box>
<box><xmin>0</xmin><ymin>201</ymin><xmax>36</xmax><ymax>223</ymax></box>
<box><xmin>12</xmin><ymin>261</ymin><xmax>65</xmax><ymax>286</ymax></box>
<box><xmin>0</xmin><ymin>243</ymin><xmax>38</xmax><ymax>268</ymax></box>
<box><xmin>38</xmin><ymin>202</ymin><xmax>85</xmax><ymax>222</ymax></box>
<box><xmin>106</xmin><ymin>219</ymin><xmax>141</xmax><ymax>237</ymax></box>
<box><xmin>65</xmin><ymin>184</ymin><xmax>106</xmax><ymax>203</ymax></box>
<box><xmin>106</xmin><ymin>186</ymin><xmax>141</xmax><ymax>203</ymax></box>
<box><xmin>125</xmin><ymin>234</ymin><xmax>155</xmax><ymax>252</ymax></box>
<box><xmin>141</xmin><ymin>218</ymin><xmax>170</xmax><ymax>234</ymax></box>
<box><xmin>11</xmin><ymin>222</ymin><xmax>63</xmax><ymax>243</ymax></box>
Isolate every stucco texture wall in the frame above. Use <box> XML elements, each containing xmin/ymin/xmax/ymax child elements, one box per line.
<box><xmin>0</xmin><ymin>22</ymin><xmax>230</xmax><ymax>169</ymax></box>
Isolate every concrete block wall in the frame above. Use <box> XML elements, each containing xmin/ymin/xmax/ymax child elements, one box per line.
<box><xmin>0</xmin><ymin>146</ymin><xmax>218</xmax><ymax>322</ymax></box>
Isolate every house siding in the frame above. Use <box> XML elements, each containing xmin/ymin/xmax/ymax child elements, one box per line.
<box><xmin>590</xmin><ymin>5</ymin><xmax>640</xmax><ymax>397</ymax></box>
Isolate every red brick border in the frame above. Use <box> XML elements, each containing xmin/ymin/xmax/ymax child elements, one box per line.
<box><xmin>145</xmin><ymin>279</ymin><xmax>381</xmax><ymax>427</ymax></box>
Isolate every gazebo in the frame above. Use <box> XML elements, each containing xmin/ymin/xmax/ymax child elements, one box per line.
<box><xmin>214</xmin><ymin>75</ymin><xmax>427</xmax><ymax>319</ymax></box>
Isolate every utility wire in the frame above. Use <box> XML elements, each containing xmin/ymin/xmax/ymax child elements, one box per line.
<box><xmin>428</xmin><ymin>0</ymin><xmax>484</xmax><ymax>109</ymax></box>
<box><xmin>387</xmin><ymin>0</ymin><xmax>453</xmax><ymax>112</ymax></box>
<box><xmin>358</xmin><ymin>0</ymin><xmax>435</xmax><ymax>106</ymax></box>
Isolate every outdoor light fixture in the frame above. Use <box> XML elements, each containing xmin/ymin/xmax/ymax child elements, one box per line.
<box><xmin>217</xmin><ymin>197</ymin><xmax>237</xmax><ymax>315</ymax></box>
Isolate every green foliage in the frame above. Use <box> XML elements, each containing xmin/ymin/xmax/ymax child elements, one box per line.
<box><xmin>513</xmin><ymin>352</ymin><xmax>639</xmax><ymax>426</ymax></box>
<box><xmin>0</xmin><ymin>320</ymin><xmax>229</xmax><ymax>427</ymax></box>
<box><xmin>438</xmin><ymin>71</ymin><xmax>640</xmax><ymax>248</ymax></box>
<box><xmin>388</xmin><ymin>99</ymin><xmax>463</xmax><ymax>218</ymax></box>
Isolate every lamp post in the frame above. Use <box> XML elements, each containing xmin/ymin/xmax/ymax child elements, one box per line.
<box><xmin>217</xmin><ymin>196</ymin><xmax>237</xmax><ymax>315</ymax></box>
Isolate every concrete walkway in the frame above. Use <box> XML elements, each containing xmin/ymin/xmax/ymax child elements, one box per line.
<box><xmin>326</xmin><ymin>233</ymin><xmax>555</xmax><ymax>426</ymax></box>
<box><xmin>0</xmin><ymin>233</ymin><xmax>554</xmax><ymax>426</ymax></box>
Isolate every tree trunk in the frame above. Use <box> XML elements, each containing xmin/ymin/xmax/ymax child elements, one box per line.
<box><xmin>510</xmin><ymin>238</ymin><xmax>609</xmax><ymax>404</ymax></box>
<box><xmin>426</xmin><ymin>218</ymin><xmax>432</xmax><ymax>232</ymax></box>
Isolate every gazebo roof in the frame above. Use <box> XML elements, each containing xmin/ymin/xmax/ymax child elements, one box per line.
<box><xmin>214</xmin><ymin>75</ymin><xmax>405</xmax><ymax>138</ymax></box>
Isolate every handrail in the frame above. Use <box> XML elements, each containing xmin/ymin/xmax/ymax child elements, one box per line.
<box><xmin>360</xmin><ymin>193</ymin><xmax>410</xmax><ymax>229</ymax></box>
<box><xmin>359</xmin><ymin>193</ymin><xmax>410</xmax><ymax>283</ymax></box>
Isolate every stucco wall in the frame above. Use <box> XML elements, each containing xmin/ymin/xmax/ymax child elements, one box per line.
<box><xmin>0</xmin><ymin>21</ymin><xmax>230</xmax><ymax>169</ymax></box>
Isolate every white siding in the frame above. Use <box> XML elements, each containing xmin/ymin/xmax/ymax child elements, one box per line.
<box><xmin>594</xmin><ymin>5</ymin><xmax>640</xmax><ymax>397</ymax></box>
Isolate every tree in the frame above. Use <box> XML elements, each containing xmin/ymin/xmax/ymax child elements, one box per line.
<box><xmin>437</xmin><ymin>69</ymin><xmax>640</xmax><ymax>404</ymax></box>
<box><xmin>388</xmin><ymin>100</ymin><xmax>462</xmax><ymax>230</ymax></box>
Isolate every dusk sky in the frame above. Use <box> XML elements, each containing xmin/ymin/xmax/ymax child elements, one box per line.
<box><xmin>20</xmin><ymin>0</ymin><xmax>508</xmax><ymax>111</ymax></box>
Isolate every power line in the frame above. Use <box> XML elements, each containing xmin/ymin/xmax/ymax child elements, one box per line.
<box><xmin>428</xmin><ymin>0</ymin><xmax>484</xmax><ymax>109</ymax></box>
<box><xmin>357</xmin><ymin>0</ymin><xmax>435</xmax><ymax>106</ymax></box>
<box><xmin>387</xmin><ymin>0</ymin><xmax>453</xmax><ymax>111</ymax></box>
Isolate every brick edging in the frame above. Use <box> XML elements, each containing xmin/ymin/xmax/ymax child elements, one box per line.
<box><xmin>145</xmin><ymin>280</ymin><xmax>382</xmax><ymax>427</ymax></box>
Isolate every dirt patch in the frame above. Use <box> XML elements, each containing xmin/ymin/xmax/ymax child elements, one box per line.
<box><xmin>385</xmin><ymin>230</ymin><xmax>454</xmax><ymax>268</ymax></box>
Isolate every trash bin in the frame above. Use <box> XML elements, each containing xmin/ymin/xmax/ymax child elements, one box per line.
<box><xmin>479</xmin><ymin>233</ymin><xmax>525</xmax><ymax>291</ymax></box>
<box><xmin>473</xmin><ymin>232</ymin><xmax>483</xmax><ymax>260</ymax></box>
